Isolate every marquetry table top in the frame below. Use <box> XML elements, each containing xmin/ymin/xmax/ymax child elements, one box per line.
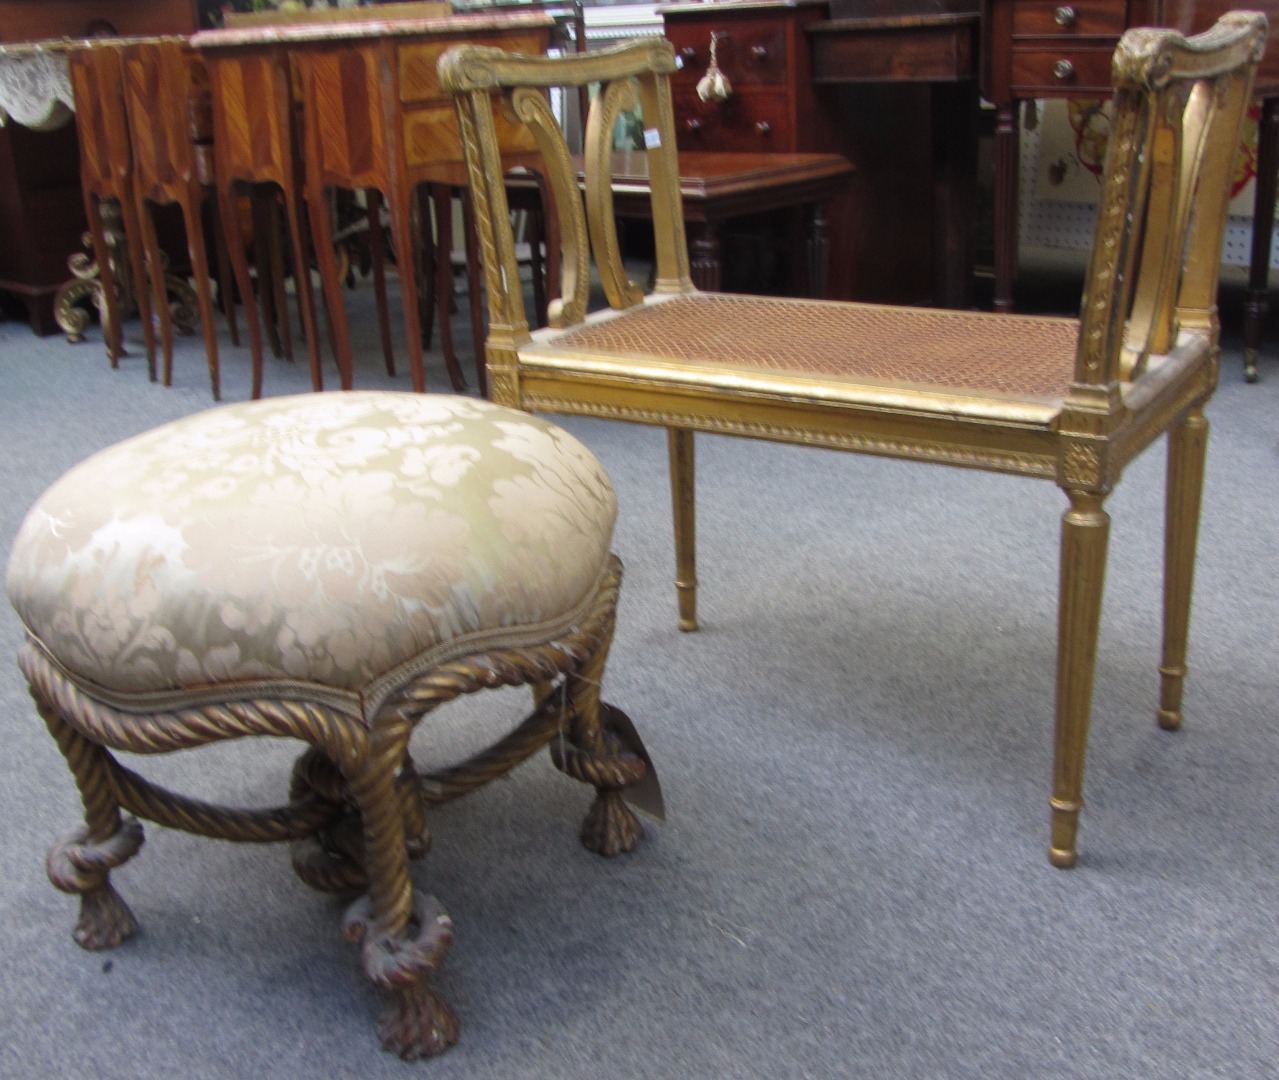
<box><xmin>192</xmin><ymin>11</ymin><xmax>554</xmax><ymax>50</ymax></box>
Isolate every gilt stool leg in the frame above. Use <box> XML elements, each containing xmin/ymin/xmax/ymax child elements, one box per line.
<box><xmin>340</xmin><ymin>727</ymin><xmax>458</xmax><ymax>1060</ymax></box>
<box><xmin>33</xmin><ymin>692</ymin><xmax>144</xmax><ymax>950</ymax></box>
<box><xmin>1051</xmin><ymin>489</ymin><xmax>1111</xmax><ymax>868</ymax></box>
<box><xmin>1159</xmin><ymin>408</ymin><xmax>1209</xmax><ymax>731</ymax></box>
<box><xmin>547</xmin><ymin>569</ymin><xmax>647</xmax><ymax>856</ymax></box>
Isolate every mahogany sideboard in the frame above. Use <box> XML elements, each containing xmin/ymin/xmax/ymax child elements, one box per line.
<box><xmin>0</xmin><ymin>0</ymin><xmax>198</xmax><ymax>334</ymax></box>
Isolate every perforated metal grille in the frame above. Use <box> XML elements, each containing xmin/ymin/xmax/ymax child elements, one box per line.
<box><xmin>552</xmin><ymin>295</ymin><xmax>1079</xmax><ymax>400</ymax></box>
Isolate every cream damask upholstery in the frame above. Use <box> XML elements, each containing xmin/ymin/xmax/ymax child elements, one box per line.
<box><xmin>7</xmin><ymin>391</ymin><xmax>652</xmax><ymax>1061</ymax></box>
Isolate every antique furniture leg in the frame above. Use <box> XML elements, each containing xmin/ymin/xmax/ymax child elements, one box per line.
<box><xmin>1158</xmin><ymin>408</ymin><xmax>1209</xmax><ymax>731</ymax></box>
<box><xmin>668</xmin><ymin>428</ymin><xmax>698</xmax><ymax>633</ymax></box>
<box><xmin>136</xmin><ymin>200</ymin><xmax>178</xmax><ymax>387</ymax></box>
<box><xmin>181</xmin><ymin>183</ymin><xmax>225</xmax><ymax>401</ymax></box>
<box><xmin>365</xmin><ymin>190</ymin><xmax>398</xmax><ymax>378</ymax></box>
<box><xmin>1051</xmin><ymin>489</ymin><xmax>1110</xmax><ymax>868</ymax></box>
<box><xmin>992</xmin><ymin>102</ymin><xmax>1020</xmax><ymax>314</ymax></box>
<box><xmin>82</xmin><ymin>196</ymin><xmax>126</xmax><ymax>368</ymax></box>
<box><xmin>112</xmin><ymin>192</ymin><xmax>158</xmax><ymax>380</ymax></box>
<box><xmin>807</xmin><ymin>202</ymin><xmax>831</xmax><ymax>300</ymax></box>
<box><xmin>431</xmin><ymin>183</ymin><xmax>469</xmax><ymax>392</ymax></box>
<box><xmin>218</xmin><ymin>182</ymin><xmax>267</xmax><ymax>399</ymax></box>
<box><xmin>250</xmin><ymin>192</ymin><xmax>286</xmax><ymax>361</ymax></box>
<box><xmin>211</xmin><ymin>200</ymin><xmax>240</xmax><ymax>350</ymax></box>
<box><xmin>282</xmin><ymin>190</ymin><xmax>325</xmax><ymax>392</ymax></box>
<box><xmin>308</xmin><ymin>190</ymin><xmax>355</xmax><ymax>390</ymax></box>
<box><xmin>33</xmin><ymin>692</ymin><xmax>144</xmax><ymax>951</ymax></box>
<box><xmin>385</xmin><ymin>180</ymin><xmax>428</xmax><ymax>394</ymax></box>
<box><xmin>1244</xmin><ymin>97</ymin><xmax>1279</xmax><ymax>383</ymax></box>
<box><xmin>689</xmin><ymin>222</ymin><xmax>723</xmax><ymax>292</ymax></box>
<box><xmin>341</xmin><ymin>725</ymin><xmax>459</xmax><ymax>1061</ymax></box>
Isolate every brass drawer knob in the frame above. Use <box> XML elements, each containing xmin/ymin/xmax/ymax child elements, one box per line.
<box><xmin>755</xmin><ymin>121</ymin><xmax>772</xmax><ymax>136</ymax></box>
<box><xmin>686</xmin><ymin>118</ymin><xmax>702</xmax><ymax>133</ymax></box>
<box><xmin>1054</xmin><ymin>6</ymin><xmax>1077</xmax><ymax>27</ymax></box>
<box><xmin>1053</xmin><ymin>59</ymin><xmax>1075</xmax><ymax>80</ymax></box>
<box><xmin>751</xmin><ymin>44</ymin><xmax>769</xmax><ymax>61</ymax></box>
<box><xmin>680</xmin><ymin>46</ymin><xmax>697</xmax><ymax>61</ymax></box>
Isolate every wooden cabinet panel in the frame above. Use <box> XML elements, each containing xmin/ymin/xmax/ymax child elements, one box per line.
<box><xmin>1010</xmin><ymin>43</ymin><xmax>1119</xmax><ymax>93</ymax></box>
<box><xmin>1010</xmin><ymin>0</ymin><xmax>1128</xmax><ymax>36</ymax></box>
<box><xmin>673</xmin><ymin>89</ymin><xmax>794</xmax><ymax>153</ymax></box>
<box><xmin>668</xmin><ymin>17</ymin><xmax>792</xmax><ymax>88</ymax></box>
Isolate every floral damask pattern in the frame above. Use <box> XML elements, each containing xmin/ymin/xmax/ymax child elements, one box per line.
<box><xmin>7</xmin><ymin>393</ymin><xmax>617</xmax><ymax>696</ymax></box>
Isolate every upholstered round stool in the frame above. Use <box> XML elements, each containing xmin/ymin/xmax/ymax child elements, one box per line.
<box><xmin>6</xmin><ymin>391</ymin><xmax>650</xmax><ymax>1060</ymax></box>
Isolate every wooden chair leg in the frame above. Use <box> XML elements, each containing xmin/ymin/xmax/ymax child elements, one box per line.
<box><xmin>114</xmin><ymin>190</ymin><xmax>157</xmax><ymax>381</ymax></box>
<box><xmin>283</xmin><ymin>185</ymin><xmax>325</xmax><ymax>392</ymax></box>
<box><xmin>386</xmin><ymin>184</ymin><xmax>428</xmax><ymax>393</ymax></box>
<box><xmin>137</xmin><ymin>197</ymin><xmax>175</xmax><ymax>387</ymax></box>
<box><xmin>267</xmin><ymin>195</ymin><xmax>294</xmax><ymax>363</ymax></box>
<box><xmin>83</xmin><ymin>192</ymin><xmax>124</xmax><ymax>367</ymax></box>
<box><xmin>1051</xmin><ymin>488</ymin><xmax>1110</xmax><ymax>868</ymax></box>
<box><xmin>220</xmin><ymin>184</ymin><xmax>266</xmax><ymax>400</ymax></box>
<box><xmin>1158</xmin><ymin>407</ymin><xmax>1209</xmax><ymax>731</ymax></box>
<box><xmin>416</xmin><ymin>185</ymin><xmax>437</xmax><ymax>350</ymax></box>
<box><xmin>308</xmin><ymin>189</ymin><xmax>354</xmax><ymax>390</ymax></box>
<box><xmin>181</xmin><ymin>189</ymin><xmax>222</xmax><ymax>401</ymax></box>
<box><xmin>430</xmin><ymin>184</ymin><xmax>467</xmax><ymax>393</ymax></box>
<box><xmin>667</xmin><ymin>427</ymin><xmax>698</xmax><ymax>633</ymax></box>
<box><xmin>250</xmin><ymin>191</ymin><xmax>284</xmax><ymax>361</ymax></box>
<box><xmin>365</xmin><ymin>189</ymin><xmax>397</xmax><ymax>377</ymax></box>
<box><xmin>209</xmin><ymin>195</ymin><xmax>239</xmax><ymax>350</ymax></box>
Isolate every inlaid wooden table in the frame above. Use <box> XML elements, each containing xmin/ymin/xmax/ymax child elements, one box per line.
<box><xmin>193</xmin><ymin>11</ymin><xmax>553</xmax><ymax>393</ymax></box>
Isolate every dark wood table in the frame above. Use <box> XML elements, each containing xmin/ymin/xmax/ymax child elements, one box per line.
<box><xmin>604</xmin><ymin>149</ymin><xmax>854</xmax><ymax>296</ymax></box>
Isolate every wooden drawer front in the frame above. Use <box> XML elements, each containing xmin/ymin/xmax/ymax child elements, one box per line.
<box><xmin>672</xmin><ymin>89</ymin><xmax>794</xmax><ymax>152</ymax></box>
<box><xmin>668</xmin><ymin>18</ymin><xmax>791</xmax><ymax>89</ymax></box>
<box><xmin>399</xmin><ymin>32</ymin><xmax>546</xmax><ymax>105</ymax></box>
<box><xmin>1011</xmin><ymin>45</ymin><xmax>1119</xmax><ymax>93</ymax></box>
<box><xmin>403</xmin><ymin>103</ymin><xmax>537</xmax><ymax>169</ymax></box>
<box><xmin>1011</xmin><ymin>0</ymin><xmax>1127</xmax><ymax>37</ymax></box>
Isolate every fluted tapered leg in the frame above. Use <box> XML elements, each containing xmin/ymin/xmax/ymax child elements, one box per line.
<box><xmin>1051</xmin><ymin>489</ymin><xmax>1110</xmax><ymax>868</ymax></box>
<box><xmin>1159</xmin><ymin>408</ymin><xmax>1209</xmax><ymax>731</ymax></box>
<box><xmin>668</xmin><ymin>427</ymin><xmax>698</xmax><ymax>632</ymax></box>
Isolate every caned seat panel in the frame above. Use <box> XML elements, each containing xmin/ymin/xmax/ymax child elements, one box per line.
<box><xmin>534</xmin><ymin>294</ymin><xmax>1081</xmax><ymax>403</ymax></box>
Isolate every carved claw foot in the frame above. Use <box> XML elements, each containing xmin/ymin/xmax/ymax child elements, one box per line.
<box><xmin>46</xmin><ymin>818</ymin><xmax>145</xmax><ymax>950</ymax></box>
<box><xmin>343</xmin><ymin>891</ymin><xmax>458</xmax><ymax>1059</ymax></box>
<box><xmin>72</xmin><ymin>883</ymin><xmax>140</xmax><ymax>950</ymax></box>
<box><xmin>580</xmin><ymin>789</ymin><xmax>643</xmax><ymax>856</ymax></box>
<box><xmin>550</xmin><ymin>706</ymin><xmax>649</xmax><ymax>857</ymax></box>
<box><xmin>379</xmin><ymin>979</ymin><xmax>461</xmax><ymax>1061</ymax></box>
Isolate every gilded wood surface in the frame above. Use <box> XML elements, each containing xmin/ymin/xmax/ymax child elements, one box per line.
<box><xmin>442</xmin><ymin>15</ymin><xmax>1265</xmax><ymax>868</ymax></box>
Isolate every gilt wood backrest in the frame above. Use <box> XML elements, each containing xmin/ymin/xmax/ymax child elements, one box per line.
<box><xmin>440</xmin><ymin>38</ymin><xmax>693</xmax><ymax>404</ymax></box>
<box><xmin>1074</xmin><ymin>13</ymin><xmax>1265</xmax><ymax>394</ymax></box>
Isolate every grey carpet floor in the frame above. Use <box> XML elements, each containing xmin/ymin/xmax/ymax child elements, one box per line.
<box><xmin>0</xmin><ymin>271</ymin><xmax>1276</xmax><ymax>1079</ymax></box>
